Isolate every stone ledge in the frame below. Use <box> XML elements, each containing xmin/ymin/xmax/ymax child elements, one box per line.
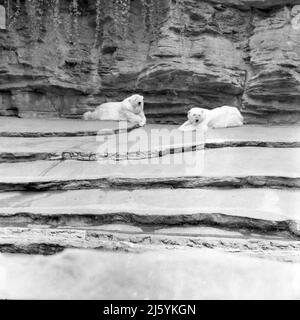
<box><xmin>0</xmin><ymin>117</ymin><xmax>138</xmax><ymax>137</ymax></box>
<box><xmin>0</xmin><ymin>144</ymin><xmax>203</xmax><ymax>163</ymax></box>
<box><xmin>0</xmin><ymin>126</ymin><xmax>139</xmax><ymax>138</ymax></box>
<box><xmin>1</xmin><ymin>248</ymin><xmax>300</xmax><ymax>299</ymax></box>
<box><xmin>0</xmin><ymin>124</ymin><xmax>299</xmax><ymax>163</ymax></box>
<box><xmin>1</xmin><ymin>140</ymin><xmax>300</xmax><ymax>163</ymax></box>
<box><xmin>0</xmin><ymin>131</ymin><xmax>99</xmax><ymax>138</ymax></box>
<box><xmin>0</xmin><ymin>210</ymin><xmax>299</xmax><ymax>239</ymax></box>
<box><xmin>207</xmin><ymin>0</ymin><xmax>300</xmax><ymax>9</ymax></box>
<box><xmin>0</xmin><ymin>188</ymin><xmax>298</xmax><ymax>221</ymax></box>
<box><xmin>0</xmin><ymin>176</ymin><xmax>299</xmax><ymax>192</ymax></box>
<box><xmin>0</xmin><ymin>227</ymin><xmax>299</xmax><ymax>262</ymax></box>
<box><xmin>0</xmin><ymin>147</ymin><xmax>299</xmax><ymax>180</ymax></box>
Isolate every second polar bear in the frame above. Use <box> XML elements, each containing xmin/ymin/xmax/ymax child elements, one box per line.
<box><xmin>178</xmin><ymin>108</ymin><xmax>208</xmax><ymax>132</ymax></box>
<box><xmin>83</xmin><ymin>94</ymin><xmax>146</xmax><ymax>126</ymax></box>
<box><xmin>179</xmin><ymin>106</ymin><xmax>243</xmax><ymax>131</ymax></box>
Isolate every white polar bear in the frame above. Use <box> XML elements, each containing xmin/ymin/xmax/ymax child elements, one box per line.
<box><xmin>83</xmin><ymin>94</ymin><xmax>146</xmax><ymax>126</ymax></box>
<box><xmin>204</xmin><ymin>106</ymin><xmax>243</xmax><ymax>128</ymax></box>
<box><xmin>179</xmin><ymin>106</ymin><xmax>243</xmax><ymax>131</ymax></box>
<box><xmin>291</xmin><ymin>5</ymin><xmax>300</xmax><ymax>30</ymax></box>
<box><xmin>178</xmin><ymin>107</ymin><xmax>208</xmax><ymax>132</ymax></box>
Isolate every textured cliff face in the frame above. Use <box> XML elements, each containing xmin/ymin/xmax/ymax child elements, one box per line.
<box><xmin>1</xmin><ymin>0</ymin><xmax>300</xmax><ymax>124</ymax></box>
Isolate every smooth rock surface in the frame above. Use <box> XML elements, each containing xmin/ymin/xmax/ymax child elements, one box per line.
<box><xmin>1</xmin><ymin>117</ymin><xmax>299</xmax><ymax>140</ymax></box>
<box><xmin>1</xmin><ymin>249</ymin><xmax>300</xmax><ymax>299</ymax></box>
<box><xmin>0</xmin><ymin>146</ymin><xmax>299</xmax><ymax>190</ymax></box>
<box><xmin>0</xmin><ymin>147</ymin><xmax>298</xmax><ymax>178</ymax></box>
<box><xmin>0</xmin><ymin>117</ymin><xmax>138</xmax><ymax>137</ymax></box>
<box><xmin>0</xmin><ymin>124</ymin><xmax>300</xmax><ymax>162</ymax></box>
<box><xmin>0</xmin><ymin>188</ymin><xmax>299</xmax><ymax>239</ymax></box>
<box><xmin>0</xmin><ymin>188</ymin><xmax>299</xmax><ymax>221</ymax></box>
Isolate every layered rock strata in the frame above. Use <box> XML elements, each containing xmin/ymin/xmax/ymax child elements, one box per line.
<box><xmin>0</xmin><ymin>0</ymin><xmax>300</xmax><ymax>123</ymax></box>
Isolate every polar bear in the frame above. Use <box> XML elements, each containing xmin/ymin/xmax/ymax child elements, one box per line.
<box><xmin>178</xmin><ymin>107</ymin><xmax>208</xmax><ymax>132</ymax></box>
<box><xmin>179</xmin><ymin>106</ymin><xmax>243</xmax><ymax>131</ymax></box>
<box><xmin>204</xmin><ymin>106</ymin><xmax>243</xmax><ymax>128</ymax></box>
<box><xmin>83</xmin><ymin>94</ymin><xmax>146</xmax><ymax>126</ymax></box>
<box><xmin>291</xmin><ymin>5</ymin><xmax>300</xmax><ymax>30</ymax></box>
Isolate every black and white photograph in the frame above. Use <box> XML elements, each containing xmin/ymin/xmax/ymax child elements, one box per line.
<box><xmin>0</xmin><ymin>0</ymin><xmax>300</xmax><ymax>303</ymax></box>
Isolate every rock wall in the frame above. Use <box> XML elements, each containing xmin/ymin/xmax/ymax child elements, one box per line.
<box><xmin>1</xmin><ymin>0</ymin><xmax>300</xmax><ymax>124</ymax></box>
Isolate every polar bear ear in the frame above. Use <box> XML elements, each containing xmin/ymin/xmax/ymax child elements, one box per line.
<box><xmin>188</xmin><ymin>110</ymin><xmax>194</xmax><ymax>117</ymax></box>
<box><xmin>129</xmin><ymin>95</ymin><xmax>141</xmax><ymax>104</ymax></box>
<box><xmin>128</xmin><ymin>96</ymin><xmax>138</xmax><ymax>106</ymax></box>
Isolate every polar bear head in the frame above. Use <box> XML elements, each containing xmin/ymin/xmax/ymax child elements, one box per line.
<box><xmin>187</xmin><ymin>107</ymin><xmax>206</xmax><ymax>125</ymax></box>
<box><xmin>291</xmin><ymin>5</ymin><xmax>300</xmax><ymax>17</ymax></box>
<box><xmin>124</xmin><ymin>94</ymin><xmax>144</xmax><ymax>114</ymax></box>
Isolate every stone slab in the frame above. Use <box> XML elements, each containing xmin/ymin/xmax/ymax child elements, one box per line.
<box><xmin>0</xmin><ymin>188</ymin><xmax>299</xmax><ymax>222</ymax></box>
<box><xmin>0</xmin><ymin>226</ymin><xmax>300</xmax><ymax>260</ymax></box>
<box><xmin>1</xmin><ymin>147</ymin><xmax>299</xmax><ymax>178</ymax></box>
<box><xmin>1</xmin><ymin>248</ymin><xmax>300</xmax><ymax>299</ymax></box>
<box><xmin>0</xmin><ymin>117</ymin><xmax>138</xmax><ymax>137</ymax></box>
<box><xmin>0</xmin><ymin>161</ymin><xmax>57</xmax><ymax>178</ymax></box>
<box><xmin>0</xmin><ymin>188</ymin><xmax>299</xmax><ymax>238</ymax></box>
<box><xmin>0</xmin><ymin>147</ymin><xmax>299</xmax><ymax>190</ymax></box>
<box><xmin>45</xmin><ymin>147</ymin><xmax>300</xmax><ymax>178</ymax></box>
<box><xmin>0</xmin><ymin>129</ymin><xmax>204</xmax><ymax>162</ymax></box>
<box><xmin>0</xmin><ymin>118</ymin><xmax>299</xmax><ymax>140</ymax></box>
<box><xmin>0</xmin><ymin>124</ymin><xmax>299</xmax><ymax>162</ymax></box>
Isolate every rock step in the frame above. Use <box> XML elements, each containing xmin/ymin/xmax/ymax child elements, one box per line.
<box><xmin>1</xmin><ymin>249</ymin><xmax>300</xmax><ymax>300</ymax></box>
<box><xmin>0</xmin><ymin>211</ymin><xmax>298</xmax><ymax>239</ymax></box>
<box><xmin>1</xmin><ymin>176</ymin><xmax>299</xmax><ymax>191</ymax></box>
<box><xmin>0</xmin><ymin>189</ymin><xmax>299</xmax><ymax>238</ymax></box>
<box><xmin>1</xmin><ymin>141</ymin><xmax>299</xmax><ymax>163</ymax></box>
<box><xmin>1</xmin><ymin>188</ymin><xmax>298</xmax><ymax>220</ymax></box>
<box><xmin>0</xmin><ymin>117</ymin><xmax>299</xmax><ymax>140</ymax></box>
<box><xmin>0</xmin><ymin>147</ymin><xmax>299</xmax><ymax>190</ymax></box>
<box><xmin>0</xmin><ymin>117</ymin><xmax>138</xmax><ymax>137</ymax></box>
<box><xmin>1</xmin><ymin>226</ymin><xmax>300</xmax><ymax>262</ymax></box>
<box><xmin>0</xmin><ymin>125</ymin><xmax>299</xmax><ymax>162</ymax></box>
